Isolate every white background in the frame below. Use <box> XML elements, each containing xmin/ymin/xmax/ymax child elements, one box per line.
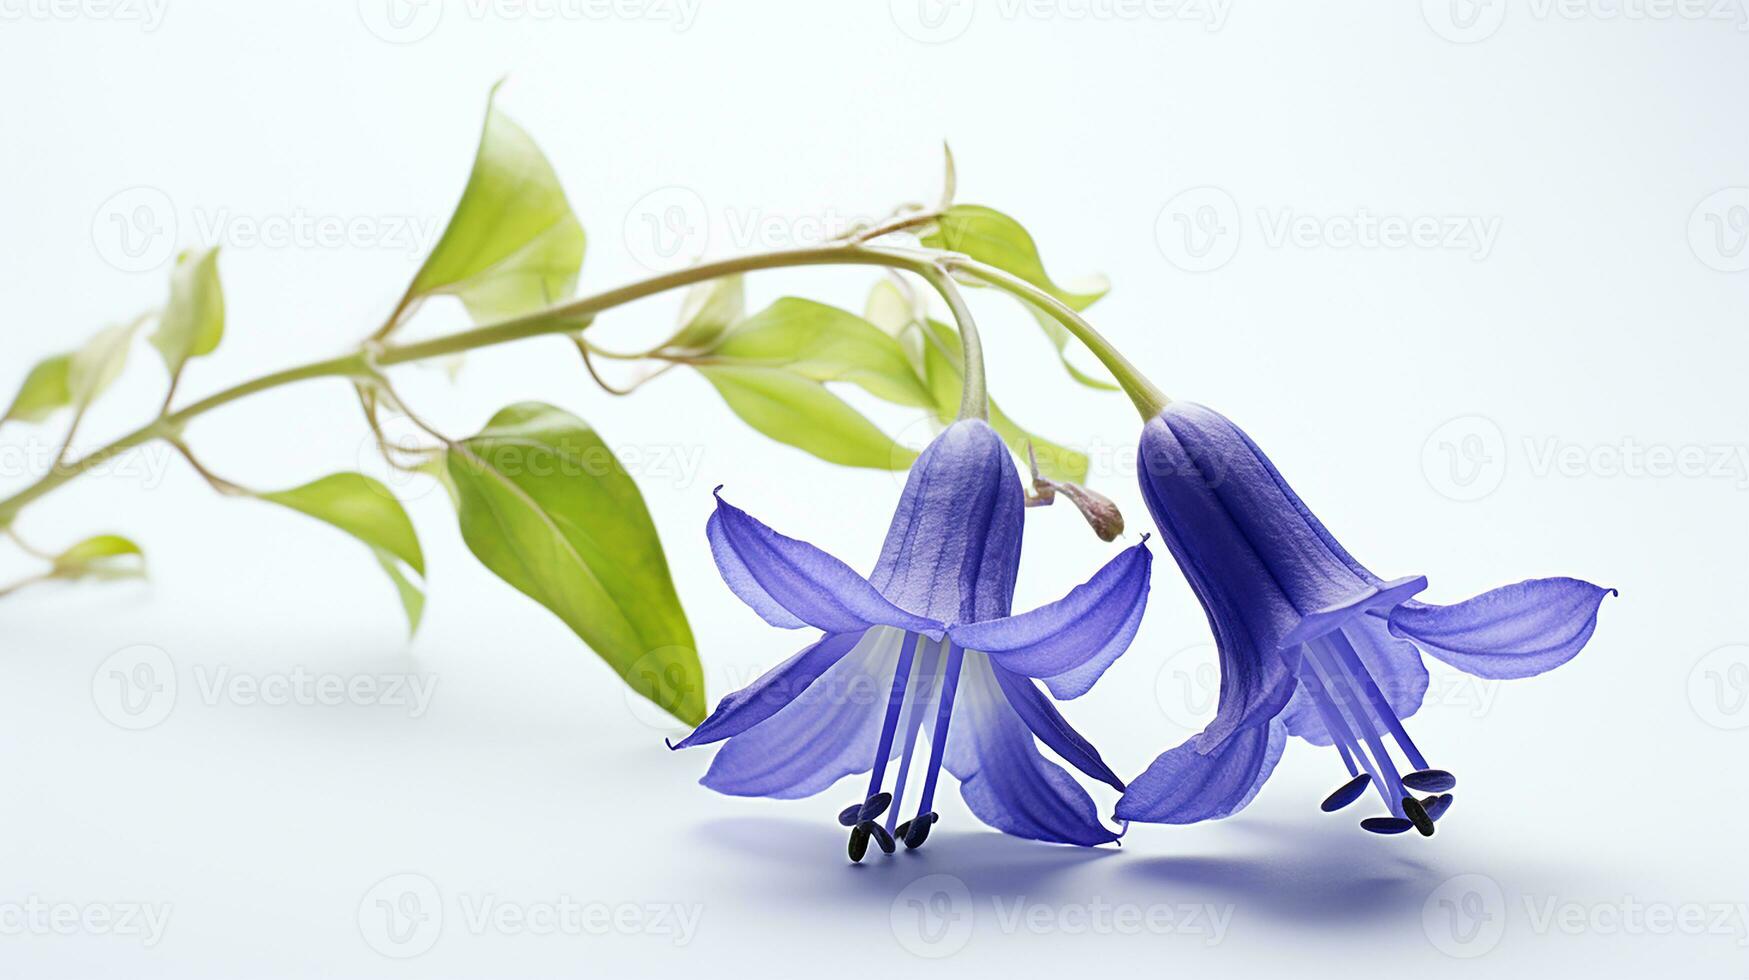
<box><xmin>2</xmin><ymin>1</ymin><xmax>1746</xmax><ymax>976</ymax></box>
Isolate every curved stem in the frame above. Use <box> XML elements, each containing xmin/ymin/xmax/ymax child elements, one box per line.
<box><xmin>945</xmin><ymin>258</ymin><xmax>1170</xmax><ymax>418</ymax></box>
<box><xmin>0</xmin><ymin>245</ymin><xmax>949</xmax><ymax>526</ymax></box>
<box><xmin>916</xmin><ymin>265</ymin><xmax>987</xmax><ymax>421</ymax></box>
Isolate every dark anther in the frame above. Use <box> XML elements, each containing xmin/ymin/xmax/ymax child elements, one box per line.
<box><xmin>1320</xmin><ymin>773</ymin><xmax>1373</xmax><ymax>812</ymax></box>
<box><xmin>837</xmin><ymin>804</ymin><xmax>862</xmax><ymax>827</ymax></box>
<box><xmin>1422</xmin><ymin>793</ymin><xmax>1454</xmax><ymax>822</ymax></box>
<box><xmin>1402</xmin><ymin>769</ymin><xmax>1457</xmax><ymax>793</ymax></box>
<box><xmin>1360</xmin><ymin>816</ymin><xmax>1415</xmax><ymax>835</ymax></box>
<box><xmin>899</xmin><ymin>812</ymin><xmax>938</xmax><ymax>849</ymax></box>
<box><xmin>858</xmin><ymin>792</ymin><xmax>892</xmax><ymax>823</ymax></box>
<box><xmin>1402</xmin><ymin>796</ymin><xmax>1436</xmax><ymax>837</ymax></box>
<box><xmin>848</xmin><ymin>824</ymin><xmax>871</xmax><ymax>863</ymax></box>
<box><xmin>865</xmin><ymin>821</ymin><xmax>896</xmax><ymax>854</ymax></box>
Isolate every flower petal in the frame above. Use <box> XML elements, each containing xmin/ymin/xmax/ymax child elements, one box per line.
<box><xmin>670</xmin><ymin>631</ymin><xmax>866</xmax><ymax>749</ymax></box>
<box><xmin>988</xmin><ymin>664</ymin><xmax>1124</xmax><ymax>791</ymax></box>
<box><xmin>948</xmin><ymin>541</ymin><xmax>1152</xmax><ymax>699</ymax></box>
<box><xmin>869</xmin><ymin>419</ymin><xmax>1025</xmax><ymax>623</ymax></box>
<box><xmin>699</xmin><ymin>629</ymin><xmax>904</xmax><ymax>799</ymax></box>
<box><xmin>1114</xmin><ymin>719</ymin><xmax>1286</xmax><ymax>824</ymax></box>
<box><xmin>1388</xmin><ymin>578</ymin><xmax>1614</xmax><ymax>679</ymax></box>
<box><xmin>1280</xmin><ymin>617</ymin><xmax>1429</xmax><ymax>746</ymax></box>
<box><xmin>707</xmin><ymin>490</ymin><xmax>941</xmax><ymax>636</ymax></box>
<box><xmin>941</xmin><ymin>655</ymin><xmax>1123</xmax><ymax>845</ymax></box>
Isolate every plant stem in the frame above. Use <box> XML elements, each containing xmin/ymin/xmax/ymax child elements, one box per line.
<box><xmin>946</xmin><ymin>258</ymin><xmax>1171</xmax><ymax>418</ymax></box>
<box><xmin>917</xmin><ymin>265</ymin><xmax>988</xmax><ymax>421</ymax></box>
<box><xmin>0</xmin><ymin>242</ymin><xmax>1128</xmax><ymax>526</ymax></box>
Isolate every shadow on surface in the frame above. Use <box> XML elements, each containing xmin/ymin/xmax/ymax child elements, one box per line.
<box><xmin>695</xmin><ymin>816</ymin><xmax>1119</xmax><ymax>909</ymax></box>
<box><xmin>1118</xmin><ymin>817</ymin><xmax>1443</xmax><ymax>926</ymax></box>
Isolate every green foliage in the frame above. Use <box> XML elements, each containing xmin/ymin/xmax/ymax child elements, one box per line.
<box><xmin>923</xmin><ymin>204</ymin><xmax>1116</xmax><ymax>390</ymax></box>
<box><xmin>696</xmin><ymin>364</ymin><xmax>918</xmax><ymax>470</ymax></box>
<box><xmin>150</xmin><ymin>247</ymin><xmax>225</xmax><ymax>381</ymax></box>
<box><xmin>445</xmin><ymin>402</ymin><xmax>702</xmax><ymax>724</ymax></box>
<box><xmin>259</xmin><ymin>473</ymin><xmax>427</xmax><ymax>634</ymax></box>
<box><xmin>50</xmin><ymin>533</ymin><xmax>146</xmax><ymax>582</ymax></box>
<box><xmin>404</xmin><ymin>86</ymin><xmax>586</xmax><ymax>324</ymax></box>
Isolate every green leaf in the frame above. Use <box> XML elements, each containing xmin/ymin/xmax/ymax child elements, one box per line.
<box><xmin>445</xmin><ymin>403</ymin><xmax>701</xmax><ymax>724</ymax></box>
<box><xmin>69</xmin><ymin>319</ymin><xmax>140</xmax><ymax>409</ymax></box>
<box><xmin>920</xmin><ymin>319</ymin><xmax>1089</xmax><ymax>484</ymax></box>
<box><xmin>4</xmin><ymin>315</ymin><xmax>144</xmax><ymax>425</ymax></box>
<box><xmin>704</xmin><ymin>298</ymin><xmax>934</xmax><ymax>409</ymax></box>
<box><xmin>664</xmin><ymin>275</ymin><xmax>744</xmax><ymax>352</ymax></box>
<box><xmin>149</xmin><ymin>247</ymin><xmax>225</xmax><ymax>380</ymax></box>
<box><xmin>696</xmin><ymin>364</ymin><xmax>918</xmax><ymax>471</ymax></box>
<box><xmin>3</xmin><ymin>354</ymin><xmax>72</xmax><ymax>424</ymax></box>
<box><xmin>406</xmin><ymin>86</ymin><xmax>586</xmax><ymax>324</ymax></box>
<box><xmin>259</xmin><ymin>473</ymin><xmax>426</xmax><ymax>634</ymax></box>
<box><xmin>862</xmin><ymin>279</ymin><xmax>929</xmax><ymax>374</ymax></box>
<box><xmin>921</xmin><ymin>204</ymin><xmax>1117</xmax><ymax>390</ymax></box>
<box><xmin>51</xmin><ymin>534</ymin><xmax>146</xmax><ymax>582</ymax></box>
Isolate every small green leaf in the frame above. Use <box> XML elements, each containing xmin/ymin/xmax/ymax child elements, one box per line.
<box><xmin>51</xmin><ymin>533</ymin><xmax>146</xmax><ymax>582</ymax></box>
<box><xmin>3</xmin><ymin>354</ymin><xmax>73</xmax><ymax>424</ymax></box>
<box><xmin>446</xmin><ymin>403</ymin><xmax>701</xmax><ymax>723</ymax></box>
<box><xmin>4</xmin><ymin>315</ymin><xmax>144</xmax><ymax>425</ymax></box>
<box><xmin>664</xmin><ymin>275</ymin><xmax>744</xmax><ymax>352</ymax></box>
<box><xmin>149</xmin><ymin>247</ymin><xmax>225</xmax><ymax>380</ymax></box>
<box><xmin>922</xmin><ymin>204</ymin><xmax>1116</xmax><ymax>390</ymax></box>
<box><xmin>920</xmin><ymin>319</ymin><xmax>1089</xmax><ymax>484</ymax></box>
<box><xmin>67</xmin><ymin>319</ymin><xmax>140</xmax><ymax>409</ymax></box>
<box><xmin>406</xmin><ymin>87</ymin><xmax>585</xmax><ymax>324</ymax></box>
<box><xmin>704</xmin><ymin>298</ymin><xmax>934</xmax><ymax>409</ymax></box>
<box><xmin>696</xmin><ymin>364</ymin><xmax>918</xmax><ymax>471</ymax></box>
<box><xmin>259</xmin><ymin>473</ymin><xmax>426</xmax><ymax>634</ymax></box>
<box><xmin>862</xmin><ymin>279</ymin><xmax>929</xmax><ymax>373</ymax></box>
